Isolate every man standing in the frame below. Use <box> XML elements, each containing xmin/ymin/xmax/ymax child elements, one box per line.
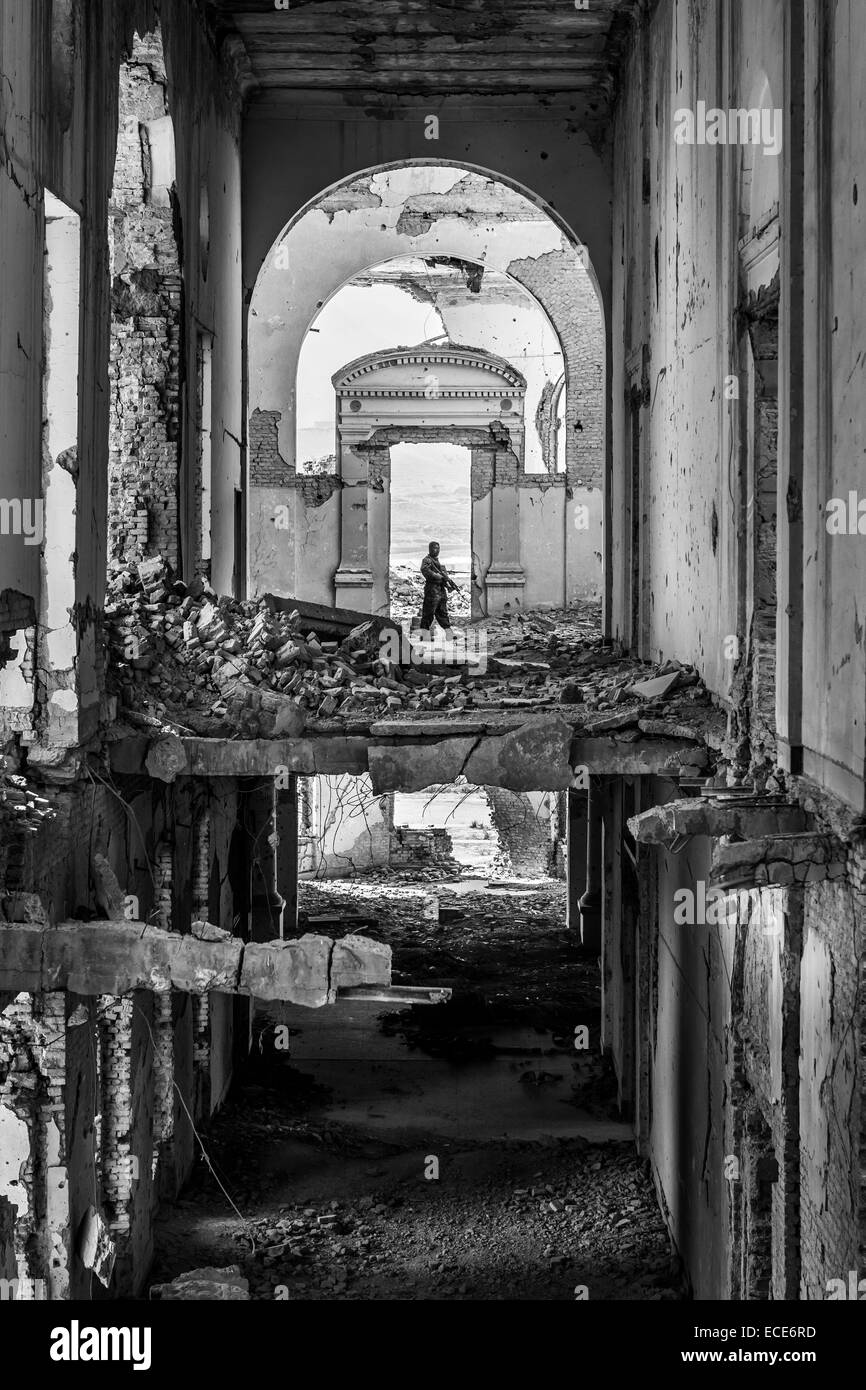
<box><xmin>419</xmin><ymin>540</ymin><xmax>457</xmax><ymax>636</ymax></box>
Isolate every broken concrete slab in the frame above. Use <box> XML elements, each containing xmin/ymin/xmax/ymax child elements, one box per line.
<box><xmin>628</xmin><ymin>671</ymin><xmax>680</xmax><ymax>699</ymax></box>
<box><xmin>328</xmin><ymin>934</ymin><xmax>392</xmax><ymax>998</ymax></box>
<box><xmin>628</xmin><ymin>797</ymin><xmax>810</xmax><ymax>847</ymax></box>
<box><xmin>0</xmin><ymin>922</ymin><xmax>389</xmax><ymax>1005</ymax></box>
<box><xmin>464</xmin><ymin>717</ymin><xmax>573</xmax><ymax>790</ymax></box>
<box><xmin>239</xmin><ymin>933</ymin><xmax>333</xmax><ymax>1007</ymax></box>
<box><xmin>570</xmin><ymin>737</ymin><xmax>708</xmax><ymax>777</ymax></box>
<box><xmin>165</xmin><ymin>927</ymin><xmax>244</xmax><ymax>994</ymax></box>
<box><xmin>368</xmin><ymin>737</ymin><xmax>477</xmax><ymax>793</ymax></box>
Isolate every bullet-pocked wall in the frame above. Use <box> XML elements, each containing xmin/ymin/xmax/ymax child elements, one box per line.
<box><xmin>244</xmin><ymin>160</ymin><xmax>606</xmax><ymax>612</ymax></box>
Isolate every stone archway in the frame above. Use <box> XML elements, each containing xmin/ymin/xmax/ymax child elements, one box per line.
<box><xmin>247</xmin><ymin>163</ymin><xmax>605</xmax><ymax>609</ymax></box>
<box><xmin>331</xmin><ymin>345</ymin><xmax>526</xmax><ymax>618</ymax></box>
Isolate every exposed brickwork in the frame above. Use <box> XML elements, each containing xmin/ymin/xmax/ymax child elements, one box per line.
<box><xmin>107</xmin><ymin>32</ymin><xmax>181</xmax><ymax>570</ymax></box>
<box><xmin>249</xmin><ymin>408</ymin><xmax>291</xmax><ymax>488</ymax></box>
<box><xmin>485</xmin><ymin>788</ymin><xmax>552</xmax><ymax>878</ymax></box>
<box><xmin>388</xmin><ymin>825</ymin><xmax>456</xmax><ymax>869</ymax></box>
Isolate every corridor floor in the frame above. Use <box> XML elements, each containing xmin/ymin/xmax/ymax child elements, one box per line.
<box><xmin>150</xmin><ymin>883</ymin><xmax>684</xmax><ymax>1300</ymax></box>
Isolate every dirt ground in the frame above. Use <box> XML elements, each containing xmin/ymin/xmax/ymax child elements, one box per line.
<box><xmin>150</xmin><ymin>880</ymin><xmax>684</xmax><ymax>1301</ymax></box>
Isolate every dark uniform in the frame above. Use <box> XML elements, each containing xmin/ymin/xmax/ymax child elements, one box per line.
<box><xmin>420</xmin><ymin>552</ymin><xmax>455</xmax><ymax>631</ymax></box>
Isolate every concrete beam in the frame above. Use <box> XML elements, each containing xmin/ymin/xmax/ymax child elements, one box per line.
<box><xmin>109</xmin><ymin>736</ymin><xmax>369</xmax><ymax>779</ymax></box>
<box><xmin>109</xmin><ymin>726</ymin><xmax>711</xmax><ymax>789</ymax></box>
<box><xmin>570</xmin><ymin>737</ymin><xmax>708</xmax><ymax>777</ymax></box>
<box><xmin>368</xmin><ymin>737</ymin><xmax>478</xmax><ymax>793</ymax></box>
<box><xmin>0</xmin><ymin>919</ymin><xmax>390</xmax><ymax>1006</ymax></box>
<box><xmin>628</xmin><ymin>797</ymin><xmax>809</xmax><ymax>847</ymax></box>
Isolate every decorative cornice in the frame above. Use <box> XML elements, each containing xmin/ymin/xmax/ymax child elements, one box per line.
<box><xmin>333</xmin><ymin>346</ymin><xmax>527</xmax><ymax>393</ymax></box>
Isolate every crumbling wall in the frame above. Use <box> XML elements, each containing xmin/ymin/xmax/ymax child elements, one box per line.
<box><xmin>0</xmin><ymin>993</ymin><xmax>69</xmax><ymax>1299</ymax></box>
<box><xmin>485</xmin><ymin>788</ymin><xmax>552</xmax><ymax>878</ymax></box>
<box><xmin>108</xmin><ymin>29</ymin><xmax>182</xmax><ymax>569</ymax></box>
<box><xmin>611</xmin><ymin>0</ymin><xmax>866</xmax><ymax>1304</ymax></box>
<box><xmin>389</xmin><ymin>825</ymin><xmax>456</xmax><ymax>872</ymax></box>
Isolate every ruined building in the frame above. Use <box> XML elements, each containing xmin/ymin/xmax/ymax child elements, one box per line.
<box><xmin>0</xmin><ymin>0</ymin><xmax>864</xmax><ymax>1309</ymax></box>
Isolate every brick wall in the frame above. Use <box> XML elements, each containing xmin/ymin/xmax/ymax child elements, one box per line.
<box><xmin>389</xmin><ymin>825</ymin><xmax>456</xmax><ymax>869</ymax></box>
<box><xmin>107</xmin><ymin>34</ymin><xmax>182</xmax><ymax>570</ymax></box>
<box><xmin>486</xmin><ymin>788</ymin><xmax>551</xmax><ymax>877</ymax></box>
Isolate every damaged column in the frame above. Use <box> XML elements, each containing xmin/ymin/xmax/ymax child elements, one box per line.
<box><xmin>334</xmin><ymin>421</ymin><xmax>373</xmax><ymax>610</ymax></box>
<box><xmin>484</xmin><ymin>438</ymin><xmax>526</xmax><ymax>614</ymax></box>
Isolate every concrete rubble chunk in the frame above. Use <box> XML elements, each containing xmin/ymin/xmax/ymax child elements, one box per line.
<box><xmin>150</xmin><ymin>1266</ymin><xmax>250</xmax><ymax>1300</ymax></box>
<box><xmin>166</xmin><ymin>929</ymin><xmax>244</xmax><ymax>994</ymax></box>
<box><xmin>369</xmin><ymin>738</ymin><xmax>477</xmax><ymax>793</ymax></box>
<box><xmin>628</xmin><ymin>671</ymin><xmax>681</xmax><ymax>699</ymax></box>
<box><xmin>0</xmin><ymin>922</ymin><xmax>392</xmax><ymax>1004</ymax></box>
<box><xmin>77</xmin><ymin>1206</ymin><xmax>116</xmax><ymax>1287</ymax></box>
<box><xmin>329</xmin><ymin>933</ymin><xmax>392</xmax><ymax>998</ymax></box>
<box><xmin>144</xmin><ymin>732</ymin><xmax>189</xmax><ymax>782</ymax></box>
<box><xmin>571</xmin><ymin>737</ymin><xmax>708</xmax><ymax>776</ymax></box>
<box><xmin>240</xmin><ymin>933</ymin><xmax>333</xmax><ymax>1007</ymax></box>
<box><xmin>628</xmin><ymin>798</ymin><xmax>810</xmax><ymax>846</ymax></box>
<box><xmin>464</xmin><ymin>717</ymin><xmax>573</xmax><ymax>790</ymax></box>
<box><xmin>710</xmin><ymin>833</ymin><xmax>839</xmax><ymax>888</ymax></box>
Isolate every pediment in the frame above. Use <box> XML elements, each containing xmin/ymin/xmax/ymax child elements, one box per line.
<box><xmin>333</xmin><ymin>345</ymin><xmax>526</xmax><ymax>398</ymax></box>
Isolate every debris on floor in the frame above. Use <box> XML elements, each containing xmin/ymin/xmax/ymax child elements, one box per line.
<box><xmin>103</xmin><ymin>555</ymin><xmax>718</xmax><ymax>743</ymax></box>
<box><xmin>150</xmin><ymin>1266</ymin><xmax>250</xmax><ymax>1300</ymax></box>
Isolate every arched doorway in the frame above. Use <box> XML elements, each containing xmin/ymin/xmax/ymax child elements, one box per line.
<box><xmin>247</xmin><ymin>162</ymin><xmax>605</xmax><ymax>612</ymax></box>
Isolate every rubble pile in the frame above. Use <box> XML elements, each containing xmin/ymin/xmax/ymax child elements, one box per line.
<box><xmin>104</xmin><ymin>556</ymin><xmax>476</xmax><ymax>734</ymax></box>
<box><xmin>104</xmin><ymin>556</ymin><xmax>714</xmax><ymax>738</ymax></box>
<box><xmin>472</xmin><ymin>605</ymin><xmax>712</xmax><ymax>730</ymax></box>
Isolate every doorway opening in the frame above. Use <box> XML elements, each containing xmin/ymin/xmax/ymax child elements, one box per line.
<box><xmin>388</xmin><ymin>442</ymin><xmax>471</xmax><ymax>629</ymax></box>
